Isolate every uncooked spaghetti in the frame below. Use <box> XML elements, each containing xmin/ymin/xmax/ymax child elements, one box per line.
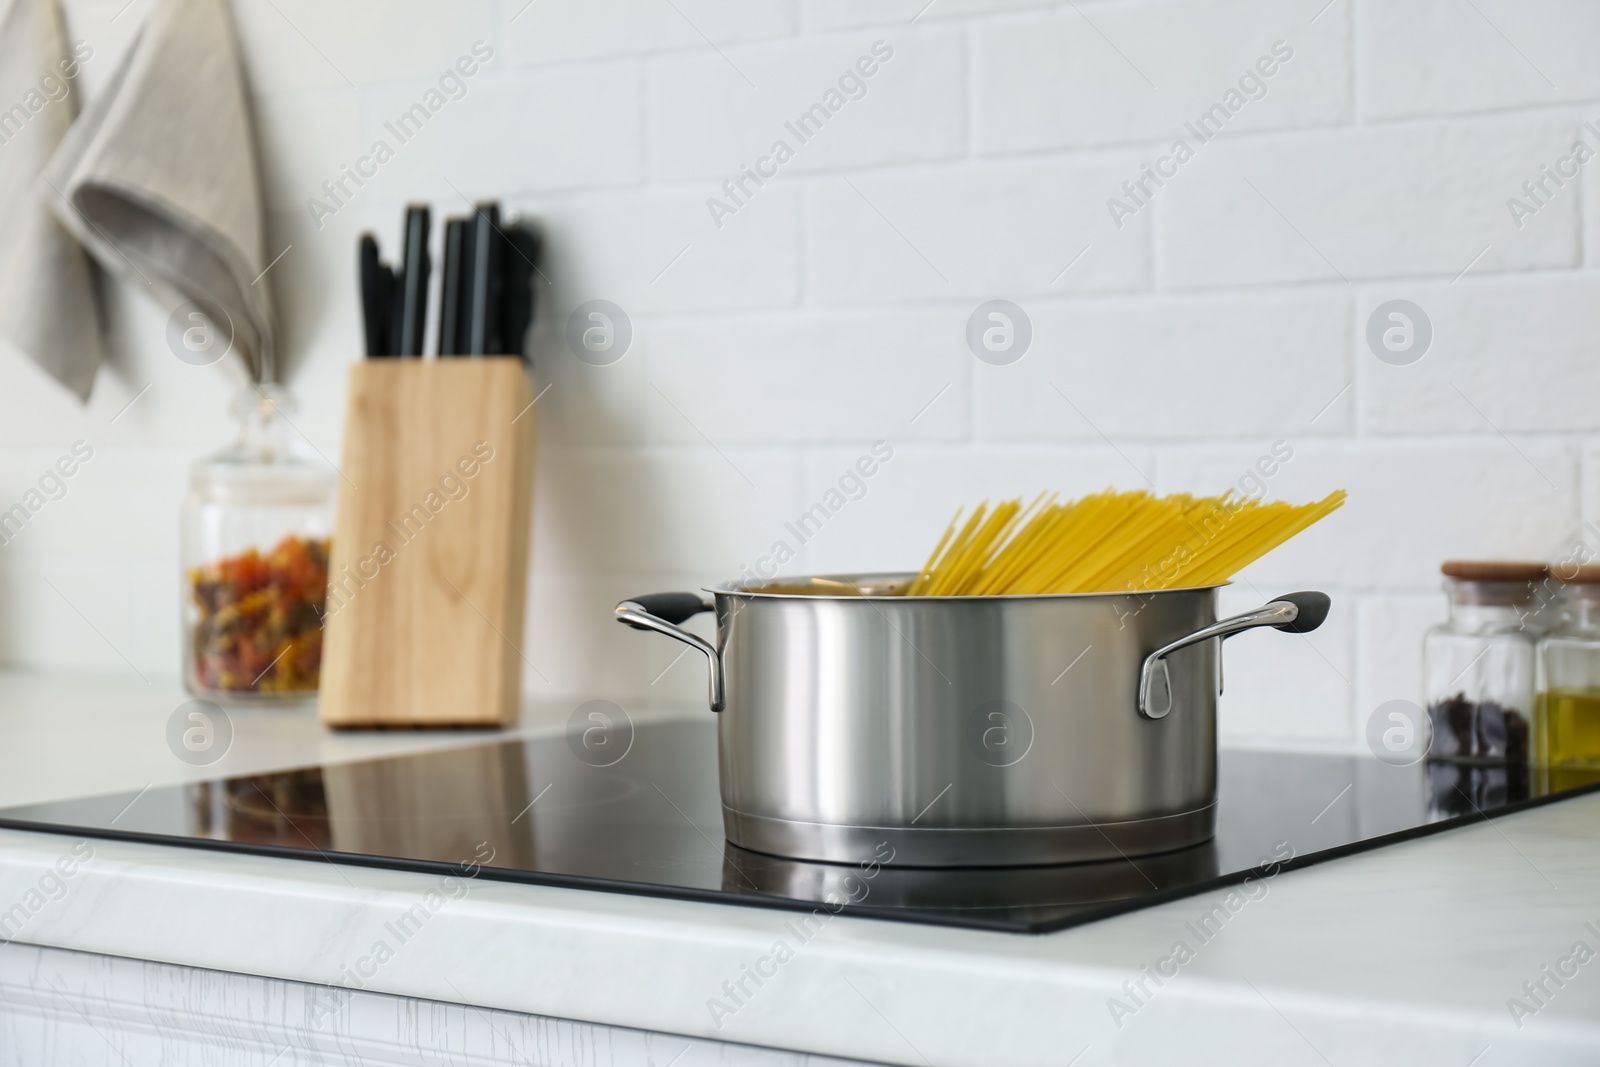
<box><xmin>905</xmin><ymin>489</ymin><xmax>1345</xmax><ymax>596</ymax></box>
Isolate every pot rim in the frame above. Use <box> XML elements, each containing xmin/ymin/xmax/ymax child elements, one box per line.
<box><xmin>706</xmin><ymin>571</ymin><xmax>1228</xmax><ymax>602</ymax></box>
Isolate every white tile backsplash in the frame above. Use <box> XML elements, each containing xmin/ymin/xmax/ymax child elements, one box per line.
<box><xmin>973</xmin><ymin>0</ymin><xmax>1352</xmax><ymax>155</ymax></box>
<box><xmin>530</xmin><ymin>446</ymin><xmax>805</xmax><ymax>575</ymax></box>
<box><xmin>529</xmin><ymin>184</ymin><xmax>802</xmax><ymax>315</ymax></box>
<box><xmin>1355</xmin><ymin>592</ymin><xmax>1445</xmax><ymax>733</ymax></box>
<box><xmin>504</xmin><ymin>0</ymin><xmax>796</xmax><ymax>66</ymax></box>
<box><xmin>645</xmin><ymin>308</ymin><xmax>972</xmax><ymax>443</ymax></box>
<box><xmin>805</xmin><ymin>157</ymin><xmax>1151</xmax><ymax>303</ymax></box>
<box><xmin>253</xmin><ymin>91</ymin><xmax>366</xmax><ymax>214</ymax></box>
<box><xmin>11</xmin><ymin>0</ymin><xmax>1587</xmax><ymax>754</ymax></box>
<box><xmin>1215</xmin><ymin>581</ymin><xmax>1355</xmax><ymax>745</ymax></box>
<box><xmin>973</xmin><ymin>292</ymin><xmax>1354</xmax><ymax>441</ymax></box>
<box><xmin>647</xmin><ymin>29</ymin><xmax>966</xmax><ymax>182</ymax></box>
<box><xmin>232</xmin><ymin>0</ymin><xmax>501</xmax><ymax>92</ymax></box>
<box><xmin>1358</xmin><ymin>275</ymin><xmax>1600</xmax><ymax>436</ymax></box>
<box><xmin>1158</xmin><ymin>115</ymin><xmax>1584</xmax><ymax>289</ymax></box>
<box><xmin>360</xmin><ymin>63</ymin><xmax>648</xmax><ymax>201</ymax></box>
<box><xmin>800</xmin><ymin>0</ymin><xmax>1054</xmax><ymax>32</ymax></box>
<box><xmin>1356</xmin><ymin>0</ymin><xmax>1600</xmax><ymax>122</ymax></box>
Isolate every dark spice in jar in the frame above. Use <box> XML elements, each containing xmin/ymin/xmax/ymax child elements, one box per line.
<box><xmin>1427</xmin><ymin>692</ymin><xmax>1529</xmax><ymax>764</ymax></box>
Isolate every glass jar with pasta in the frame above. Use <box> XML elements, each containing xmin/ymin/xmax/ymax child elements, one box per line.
<box><xmin>180</xmin><ymin>387</ymin><xmax>335</xmax><ymax>702</ymax></box>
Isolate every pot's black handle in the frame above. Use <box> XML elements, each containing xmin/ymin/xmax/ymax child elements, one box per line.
<box><xmin>1271</xmin><ymin>591</ymin><xmax>1330</xmax><ymax>634</ymax></box>
<box><xmin>1138</xmin><ymin>591</ymin><xmax>1330</xmax><ymax>720</ymax></box>
<box><xmin>621</xmin><ymin>592</ymin><xmax>710</xmax><ymax>628</ymax></box>
<box><xmin>615</xmin><ymin>593</ymin><xmax>723</xmax><ymax>712</ymax></box>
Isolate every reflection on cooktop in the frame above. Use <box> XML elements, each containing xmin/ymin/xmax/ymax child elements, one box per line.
<box><xmin>1</xmin><ymin>719</ymin><xmax>1596</xmax><ymax>934</ymax></box>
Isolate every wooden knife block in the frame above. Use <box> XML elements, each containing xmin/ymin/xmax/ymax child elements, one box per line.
<box><xmin>320</xmin><ymin>359</ymin><xmax>536</xmax><ymax>728</ymax></box>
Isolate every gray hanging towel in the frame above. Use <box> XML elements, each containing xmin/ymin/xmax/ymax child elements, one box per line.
<box><xmin>0</xmin><ymin>0</ymin><xmax>104</xmax><ymax>401</ymax></box>
<box><xmin>44</xmin><ymin>0</ymin><xmax>276</xmax><ymax>385</ymax></box>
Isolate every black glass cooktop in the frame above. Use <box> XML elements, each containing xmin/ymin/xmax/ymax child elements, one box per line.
<box><xmin>1</xmin><ymin>719</ymin><xmax>1595</xmax><ymax>934</ymax></box>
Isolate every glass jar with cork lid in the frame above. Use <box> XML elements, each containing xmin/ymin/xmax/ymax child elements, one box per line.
<box><xmin>1535</xmin><ymin>564</ymin><xmax>1600</xmax><ymax>785</ymax></box>
<box><xmin>1424</xmin><ymin>561</ymin><xmax>1548</xmax><ymax>765</ymax></box>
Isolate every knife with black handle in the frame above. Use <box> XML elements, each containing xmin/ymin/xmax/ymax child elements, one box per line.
<box><xmin>359</xmin><ymin>234</ymin><xmax>388</xmax><ymax>357</ymax></box>
<box><xmin>466</xmin><ymin>201</ymin><xmax>502</xmax><ymax>356</ymax></box>
<box><xmin>437</xmin><ymin>218</ymin><xmax>466</xmax><ymax>357</ymax></box>
<box><xmin>499</xmin><ymin>222</ymin><xmax>541</xmax><ymax>363</ymax></box>
<box><xmin>385</xmin><ymin>263</ymin><xmax>403</xmax><ymax>358</ymax></box>
<box><xmin>397</xmin><ymin>205</ymin><xmax>431</xmax><ymax>357</ymax></box>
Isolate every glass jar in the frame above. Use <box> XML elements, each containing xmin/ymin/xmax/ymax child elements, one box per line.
<box><xmin>180</xmin><ymin>386</ymin><xmax>336</xmax><ymax>702</ymax></box>
<box><xmin>1423</xmin><ymin>561</ymin><xmax>1547</xmax><ymax>766</ymax></box>
<box><xmin>1535</xmin><ymin>566</ymin><xmax>1600</xmax><ymax>783</ymax></box>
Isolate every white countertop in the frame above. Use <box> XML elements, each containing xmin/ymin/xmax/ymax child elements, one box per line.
<box><xmin>1</xmin><ymin>669</ymin><xmax>1597</xmax><ymax>1066</ymax></box>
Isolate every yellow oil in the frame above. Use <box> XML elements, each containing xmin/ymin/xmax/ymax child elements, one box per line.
<box><xmin>1535</xmin><ymin>688</ymin><xmax>1600</xmax><ymax>772</ymax></box>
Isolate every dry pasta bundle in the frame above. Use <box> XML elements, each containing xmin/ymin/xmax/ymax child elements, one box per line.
<box><xmin>906</xmin><ymin>488</ymin><xmax>1346</xmax><ymax>596</ymax></box>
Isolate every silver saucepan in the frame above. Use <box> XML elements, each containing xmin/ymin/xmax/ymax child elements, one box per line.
<box><xmin>616</xmin><ymin>575</ymin><xmax>1327</xmax><ymax>868</ymax></box>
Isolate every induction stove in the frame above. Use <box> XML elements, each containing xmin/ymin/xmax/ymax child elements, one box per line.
<box><xmin>0</xmin><ymin>718</ymin><xmax>1592</xmax><ymax>935</ymax></box>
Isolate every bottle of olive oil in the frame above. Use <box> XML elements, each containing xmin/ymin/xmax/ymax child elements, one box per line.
<box><xmin>1535</xmin><ymin>567</ymin><xmax>1600</xmax><ymax>793</ymax></box>
<box><xmin>1535</xmin><ymin>690</ymin><xmax>1600</xmax><ymax>766</ymax></box>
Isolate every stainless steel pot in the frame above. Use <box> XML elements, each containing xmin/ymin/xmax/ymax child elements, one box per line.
<box><xmin>616</xmin><ymin>576</ymin><xmax>1327</xmax><ymax>868</ymax></box>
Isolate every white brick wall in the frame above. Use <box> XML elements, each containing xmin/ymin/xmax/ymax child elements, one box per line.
<box><xmin>1356</xmin><ymin>0</ymin><xmax>1600</xmax><ymax>121</ymax></box>
<box><xmin>648</xmin><ymin>30</ymin><xmax>966</xmax><ymax>180</ymax></box>
<box><xmin>805</xmin><ymin>157</ymin><xmax>1152</xmax><ymax>301</ymax></box>
<box><xmin>3</xmin><ymin>0</ymin><xmax>1596</xmax><ymax>753</ymax></box>
<box><xmin>973</xmin><ymin>0</ymin><xmax>1352</xmax><ymax>152</ymax></box>
<box><xmin>1158</xmin><ymin>116</ymin><xmax>1583</xmax><ymax>286</ymax></box>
